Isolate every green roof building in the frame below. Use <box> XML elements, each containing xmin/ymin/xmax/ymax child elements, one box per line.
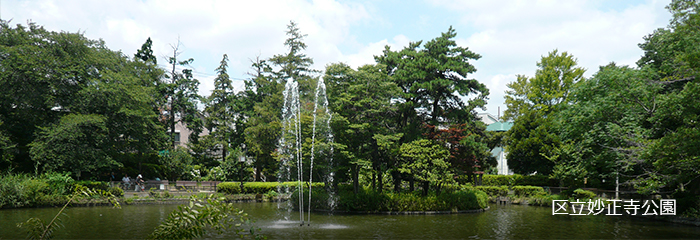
<box><xmin>479</xmin><ymin>113</ymin><xmax>513</xmax><ymax>175</ymax></box>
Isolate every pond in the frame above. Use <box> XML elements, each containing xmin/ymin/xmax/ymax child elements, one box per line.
<box><xmin>1</xmin><ymin>202</ymin><xmax>699</xmax><ymax>239</ymax></box>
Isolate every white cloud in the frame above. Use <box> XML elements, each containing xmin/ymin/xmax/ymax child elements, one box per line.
<box><xmin>6</xmin><ymin>0</ymin><xmax>371</xmax><ymax>98</ymax></box>
<box><xmin>435</xmin><ymin>0</ymin><xmax>672</xmax><ymax>116</ymax></box>
<box><xmin>4</xmin><ymin>0</ymin><xmax>674</xmax><ymax>118</ymax></box>
<box><xmin>339</xmin><ymin>34</ymin><xmax>411</xmax><ymax>69</ymax></box>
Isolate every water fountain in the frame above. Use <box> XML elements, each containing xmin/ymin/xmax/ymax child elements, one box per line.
<box><xmin>277</xmin><ymin>76</ymin><xmax>334</xmax><ymax>227</ymax></box>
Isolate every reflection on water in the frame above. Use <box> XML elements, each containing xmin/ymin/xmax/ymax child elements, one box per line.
<box><xmin>1</xmin><ymin>203</ymin><xmax>699</xmax><ymax>239</ymax></box>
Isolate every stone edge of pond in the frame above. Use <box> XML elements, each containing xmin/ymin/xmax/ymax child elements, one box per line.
<box><xmin>312</xmin><ymin>206</ymin><xmax>490</xmax><ymax>215</ymax></box>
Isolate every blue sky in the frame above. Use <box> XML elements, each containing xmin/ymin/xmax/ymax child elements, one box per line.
<box><xmin>5</xmin><ymin>0</ymin><xmax>672</xmax><ymax>118</ymax></box>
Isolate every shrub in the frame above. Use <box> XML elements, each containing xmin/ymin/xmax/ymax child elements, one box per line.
<box><xmin>203</xmin><ymin>166</ymin><xmax>225</xmax><ymax>181</ymax></box>
<box><xmin>482</xmin><ymin>174</ymin><xmax>518</xmax><ymax>186</ymax></box>
<box><xmin>242</xmin><ymin>182</ymin><xmax>278</xmax><ymax>194</ymax></box>
<box><xmin>243</xmin><ymin>181</ymin><xmax>324</xmax><ymax>194</ymax></box>
<box><xmin>435</xmin><ymin>189</ymin><xmax>488</xmax><ymax>211</ymax></box>
<box><xmin>572</xmin><ymin>188</ymin><xmax>596</xmax><ymax>200</ymax></box>
<box><xmin>74</xmin><ymin>180</ymin><xmax>108</xmax><ymax>191</ymax></box>
<box><xmin>516</xmin><ymin>175</ymin><xmax>556</xmax><ymax>186</ymax></box>
<box><xmin>512</xmin><ymin>186</ymin><xmax>546</xmax><ymax>197</ymax></box>
<box><xmin>149</xmin><ymin>188</ymin><xmax>160</xmax><ymax>198</ymax></box>
<box><xmin>332</xmin><ymin>188</ymin><xmax>488</xmax><ymax>212</ymax></box>
<box><xmin>530</xmin><ymin>194</ymin><xmax>561</xmax><ymax>206</ymax></box>
<box><xmin>482</xmin><ymin>174</ymin><xmax>557</xmax><ymax>187</ymax></box>
<box><xmin>108</xmin><ymin>186</ymin><xmax>124</xmax><ymax>197</ymax></box>
<box><xmin>43</xmin><ymin>172</ymin><xmax>74</xmax><ymax>195</ymax></box>
<box><xmin>0</xmin><ymin>173</ymin><xmax>74</xmax><ymax>208</ymax></box>
<box><xmin>337</xmin><ymin>189</ymin><xmax>389</xmax><ymax>212</ymax></box>
<box><xmin>264</xmin><ymin>190</ymin><xmax>279</xmax><ymax>202</ymax></box>
<box><xmin>475</xmin><ymin>186</ymin><xmax>509</xmax><ymax>197</ymax></box>
<box><xmin>217</xmin><ymin>182</ymin><xmax>242</xmax><ymax>194</ymax></box>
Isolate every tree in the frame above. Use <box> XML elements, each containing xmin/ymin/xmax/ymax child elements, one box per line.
<box><xmin>269</xmin><ymin>21</ymin><xmax>317</xmax><ymax>99</ymax></box>
<box><xmin>166</xmin><ymin>40</ymin><xmax>202</xmax><ymax>149</ymax></box>
<box><xmin>135</xmin><ymin>37</ymin><xmax>157</xmax><ymax>64</ymax></box>
<box><xmin>325</xmin><ymin>63</ymin><xmax>400</xmax><ymax>193</ymax></box>
<box><xmin>504</xmin><ymin>50</ymin><xmax>584</xmax><ymax>120</ymax></box>
<box><xmin>203</xmin><ymin>54</ymin><xmax>236</xmax><ymax>162</ymax></box>
<box><xmin>399</xmin><ymin>139</ymin><xmax>452</xmax><ymax>196</ymax></box>
<box><xmin>506</xmin><ymin>110</ymin><xmax>559</xmax><ymax>175</ymax></box>
<box><xmin>375</xmin><ymin>26</ymin><xmax>488</xmax><ymax>141</ymax></box>
<box><xmin>423</xmin><ymin>123</ymin><xmax>495</xmax><ymax>183</ymax></box>
<box><xmin>29</xmin><ymin>114</ymin><xmax>118</xmax><ymax>179</ymax></box>
<box><xmin>243</xmin><ymin>56</ymin><xmax>283</xmax><ymax>182</ymax></box>
<box><xmin>0</xmin><ymin>22</ymin><xmax>168</xmax><ymax>177</ymax></box>
<box><xmin>504</xmin><ymin>50</ymin><xmax>584</xmax><ymax>175</ymax></box>
<box><xmin>0</xmin><ymin>21</ymin><xmax>97</xmax><ymax>172</ymax></box>
<box><xmin>158</xmin><ymin>148</ymin><xmax>194</xmax><ymax>182</ymax></box>
<box><xmin>556</xmin><ymin>64</ymin><xmax>655</xmax><ymax>189</ymax></box>
<box><xmin>244</xmin><ymin>21</ymin><xmax>319</xmax><ymax>182</ymax></box>
<box><xmin>0</xmin><ymin>121</ymin><xmax>15</xmax><ymax>166</ymax></box>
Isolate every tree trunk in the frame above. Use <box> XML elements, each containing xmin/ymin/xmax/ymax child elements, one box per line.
<box><xmin>422</xmin><ymin>181</ymin><xmax>429</xmax><ymax>196</ymax></box>
<box><xmin>410</xmin><ymin>176</ymin><xmax>415</xmax><ymax>192</ymax></box>
<box><xmin>393</xmin><ymin>171</ymin><xmax>401</xmax><ymax>193</ymax></box>
<box><xmin>255</xmin><ymin>159</ymin><xmax>262</xmax><ymax>182</ymax></box>
<box><xmin>371</xmin><ymin>171</ymin><xmax>376</xmax><ymax>191</ymax></box>
<box><xmin>351</xmin><ymin>164</ymin><xmax>359</xmax><ymax>194</ymax></box>
<box><xmin>377</xmin><ymin>169</ymin><xmax>383</xmax><ymax>193</ymax></box>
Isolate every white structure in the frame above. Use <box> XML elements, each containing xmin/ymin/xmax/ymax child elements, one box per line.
<box><xmin>478</xmin><ymin>113</ymin><xmax>514</xmax><ymax>175</ymax></box>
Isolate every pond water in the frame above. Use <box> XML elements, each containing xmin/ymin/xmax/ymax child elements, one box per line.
<box><xmin>1</xmin><ymin>202</ymin><xmax>699</xmax><ymax>239</ymax></box>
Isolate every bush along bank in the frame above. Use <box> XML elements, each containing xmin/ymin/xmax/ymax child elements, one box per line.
<box><xmin>216</xmin><ymin>181</ymin><xmax>490</xmax><ymax>212</ymax></box>
<box><xmin>0</xmin><ymin>172</ymin><xmax>124</xmax><ymax>208</ymax></box>
<box><xmin>476</xmin><ymin>185</ymin><xmax>601</xmax><ymax>207</ymax></box>
<box><xmin>285</xmin><ymin>185</ymin><xmax>489</xmax><ymax>213</ymax></box>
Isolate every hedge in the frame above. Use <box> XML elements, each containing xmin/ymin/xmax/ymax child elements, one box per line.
<box><xmin>482</xmin><ymin>174</ymin><xmax>557</xmax><ymax>187</ymax></box>
<box><xmin>74</xmin><ymin>180</ymin><xmax>109</xmax><ymax>191</ymax></box>
<box><xmin>475</xmin><ymin>186</ymin><xmax>509</xmax><ymax>197</ymax></box>
<box><xmin>483</xmin><ymin>175</ymin><xmax>517</xmax><ymax>186</ymax></box>
<box><xmin>328</xmin><ymin>188</ymin><xmax>488</xmax><ymax>212</ymax></box>
<box><xmin>217</xmin><ymin>182</ymin><xmax>242</xmax><ymax>194</ymax></box>
<box><xmin>217</xmin><ymin>181</ymin><xmax>325</xmax><ymax>194</ymax></box>
<box><xmin>512</xmin><ymin>186</ymin><xmax>546</xmax><ymax>197</ymax></box>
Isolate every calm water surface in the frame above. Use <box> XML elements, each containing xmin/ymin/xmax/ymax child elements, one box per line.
<box><xmin>1</xmin><ymin>202</ymin><xmax>699</xmax><ymax>239</ymax></box>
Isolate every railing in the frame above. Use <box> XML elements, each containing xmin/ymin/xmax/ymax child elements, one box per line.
<box><xmin>545</xmin><ymin>186</ymin><xmax>660</xmax><ymax>200</ymax></box>
<box><xmin>110</xmin><ymin>180</ymin><xmax>221</xmax><ymax>192</ymax></box>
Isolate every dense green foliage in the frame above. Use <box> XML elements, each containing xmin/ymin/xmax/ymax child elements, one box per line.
<box><xmin>217</xmin><ymin>181</ymin><xmax>322</xmax><ymax>195</ymax></box>
<box><xmin>0</xmin><ymin>21</ymin><xmax>168</xmax><ymax>177</ymax></box>
<box><xmin>324</xmin><ymin>188</ymin><xmax>488</xmax><ymax>212</ymax></box>
<box><xmin>481</xmin><ymin>174</ymin><xmax>557</xmax><ymax>187</ymax></box>
<box><xmin>217</xmin><ymin>182</ymin><xmax>242</xmax><ymax>194</ymax></box>
<box><xmin>572</xmin><ymin>188</ymin><xmax>597</xmax><ymax>200</ymax></box>
<box><xmin>512</xmin><ymin>186</ymin><xmax>546</xmax><ymax>197</ymax></box>
<box><xmin>0</xmin><ymin>18</ymin><xmax>493</xmax><ymax>203</ymax></box>
<box><xmin>500</xmin><ymin>1</ymin><xmax>700</xmax><ymax>216</ymax></box>
<box><xmin>475</xmin><ymin>186</ymin><xmax>509</xmax><ymax>197</ymax></box>
<box><xmin>3</xmin><ymin>0</ymin><xmax>700</xmax><ymax>217</ymax></box>
<box><xmin>0</xmin><ymin>172</ymin><xmax>123</xmax><ymax>209</ymax></box>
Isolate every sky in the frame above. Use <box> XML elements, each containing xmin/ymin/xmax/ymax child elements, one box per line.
<box><xmin>4</xmin><ymin>0</ymin><xmax>673</xmax><ymax>119</ymax></box>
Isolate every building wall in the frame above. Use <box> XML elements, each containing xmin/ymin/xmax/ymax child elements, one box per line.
<box><xmin>173</xmin><ymin>119</ymin><xmax>209</xmax><ymax>148</ymax></box>
<box><xmin>480</xmin><ymin>112</ymin><xmax>513</xmax><ymax>175</ymax></box>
